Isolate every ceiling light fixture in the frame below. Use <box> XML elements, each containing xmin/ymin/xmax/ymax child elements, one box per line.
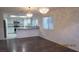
<box><xmin>26</xmin><ymin>13</ymin><xmax>33</xmax><ymax>18</ymax></box>
<box><xmin>26</xmin><ymin>7</ymin><xmax>33</xmax><ymax>18</ymax></box>
<box><xmin>39</xmin><ymin>8</ymin><xmax>49</xmax><ymax>14</ymax></box>
<box><xmin>26</xmin><ymin>7</ymin><xmax>50</xmax><ymax>17</ymax></box>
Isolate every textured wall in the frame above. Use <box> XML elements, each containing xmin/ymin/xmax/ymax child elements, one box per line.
<box><xmin>39</xmin><ymin>8</ymin><xmax>79</xmax><ymax>51</ymax></box>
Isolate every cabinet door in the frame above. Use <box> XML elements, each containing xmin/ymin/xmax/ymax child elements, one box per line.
<box><xmin>7</xmin><ymin>19</ymin><xmax>15</xmax><ymax>34</ymax></box>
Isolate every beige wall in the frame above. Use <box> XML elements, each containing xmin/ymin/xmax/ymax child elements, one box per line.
<box><xmin>0</xmin><ymin>12</ymin><xmax>4</xmax><ymax>40</ymax></box>
<box><xmin>39</xmin><ymin>8</ymin><xmax>79</xmax><ymax>51</ymax></box>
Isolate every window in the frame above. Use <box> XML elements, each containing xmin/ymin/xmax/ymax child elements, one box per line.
<box><xmin>43</xmin><ymin>17</ymin><xmax>54</xmax><ymax>30</ymax></box>
<box><xmin>24</xmin><ymin>18</ymin><xmax>38</xmax><ymax>27</ymax></box>
<box><xmin>24</xmin><ymin>19</ymin><xmax>31</xmax><ymax>26</ymax></box>
<box><xmin>31</xmin><ymin>19</ymin><xmax>38</xmax><ymax>26</ymax></box>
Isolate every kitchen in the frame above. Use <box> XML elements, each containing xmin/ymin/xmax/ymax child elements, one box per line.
<box><xmin>4</xmin><ymin>14</ymin><xmax>40</xmax><ymax>39</ymax></box>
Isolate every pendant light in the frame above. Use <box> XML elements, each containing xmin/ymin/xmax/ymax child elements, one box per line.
<box><xmin>26</xmin><ymin>13</ymin><xmax>33</xmax><ymax>18</ymax></box>
<box><xmin>26</xmin><ymin>7</ymin><xmax>33</xmax><ymax>18</ymax></box>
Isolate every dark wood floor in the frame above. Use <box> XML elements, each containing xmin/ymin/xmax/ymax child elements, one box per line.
<box><xmin>0</xmin><ymin>36</ymin><xmax>77</xmax><ymax>52</ymax></box>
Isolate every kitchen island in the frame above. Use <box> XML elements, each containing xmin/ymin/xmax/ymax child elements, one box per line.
<box><xmin>16</xmin><ymin>26</ymin><xmax>40</xmax><ymax>38</ymax></box>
